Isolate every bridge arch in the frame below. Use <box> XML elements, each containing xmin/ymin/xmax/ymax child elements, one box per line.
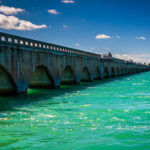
<box><xmin>61</xmin><ymin>65</ymin><xmax>76</xmax><ymax>84</ymax></box>
<box><xmin>130</xmin><ymin>68</ymin><xmax>132</xmax><ymax>73</ymax></box>
<box><xmin>117</xmin><ymin>67</ymin><xmax>120</xmax><ymax>76</ymax></box>
<box><xmin>134</xmin><ymin>68</ymin><xmax>136</xmax><ymax>73</ymax></box>
<box><xmin>124</xmin><ymin>68</ymin><xmax>127</xmax><ymax>74</ymax></box>
<box><xmin>121</xmin><ymin>68</ymin><xmax>124</xmax><ymax>75</ymax></box>
<box><xmin>135</xmin><ymin>68</ymin><xmax>138</xmax><ymax>73</ymax></box>
<box><xmin>0</xmin><ymin>65</ymin><xmax>17</xmax><ymax>94</ymax></box>
<box><xmin>81</xmin><ymin>66</ymin><xmax>91</xmax><ymax>81</ymax></box>
<box><xmin>111</xmin><ymin>67</ymin><xmax>115</xmax><ymax>77</ymax></box>
<box><xmin>129</xmin><ymin>68</ymin><xmax>131</xmax><ymax>73</ymax></box>
<box><xmin>133</xmin><ymin>68</ymin><xmax>135</xmax><ymax>73</ymax></box>
<box><xmin>94</xmin><ymin>66</ymin><xmax>101</xmax><ymax>80</ymax></box>
<box><xmin>103</xmin><ymin>67</ymin><xmax>109</xmax><ymax>78</ymax></box>
<box><xmin>127</xmin><ymin>68</ymin><xmax>129</xmax><ymax>74</ymax></box>
<box><xmin>29</xmin><ymin>65</ymin><xmax>54</xmax><ymax>88</ymax></box>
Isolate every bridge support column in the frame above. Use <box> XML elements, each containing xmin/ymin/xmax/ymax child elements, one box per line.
<box><xmin>16</xmin><ymin>80</ymin><xmax>29</xmax><ymax>94</ymax></box>
<box><xmin>90</xmin><ymin>73</ymin><xmax>94</xmax><ymax>81</ymax></box>
<box><xmin>100</xmin><ymin>71</ymin><xmax>104</xmax><ymax>80</ymax></box>
<box><xmin>53</xmin><ymin>77</ymin><xmax>61</xmax><ymax>87</ymax></box>
<box><xmin>75</xmin><ymin>75</ymin><xmax>81</xmax><ymax>84</ymax></box>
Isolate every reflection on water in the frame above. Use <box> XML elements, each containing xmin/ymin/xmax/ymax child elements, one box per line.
<box><xmin>0</xmin><ymin>73</ymin><xmax>150</xmax><ymax>150</ymax></box>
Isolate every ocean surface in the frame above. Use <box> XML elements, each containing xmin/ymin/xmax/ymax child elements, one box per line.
<box><xmin>0</xmin><ymin>72</ymin><xmax>150</xmax><ymax>150</ymax></box>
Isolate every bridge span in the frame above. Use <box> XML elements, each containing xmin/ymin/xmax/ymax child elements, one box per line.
<box><xmin>0</xmin><ymin>32</ymin><xmax>149</xmax><ymax>95</ymax></box>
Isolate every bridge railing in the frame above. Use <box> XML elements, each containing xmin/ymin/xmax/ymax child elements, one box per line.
<box><xmin>0</xmin><ymin>32</ymin><xmax>100</xmax><ymax>58</ymax></box>
<box><xmin>0</xmin><ymin>32</ymin><xmax>149</xmax><ymax>68</ymax></box>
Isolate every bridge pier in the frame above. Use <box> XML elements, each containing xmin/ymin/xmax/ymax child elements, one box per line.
<box><xmin>16</xmin><ymin>80</ymin><xmax>29</xmax><ymax>94</ymax></box>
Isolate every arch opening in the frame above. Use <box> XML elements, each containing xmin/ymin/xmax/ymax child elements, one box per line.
<box><xmin>0</xmin><ymin>65</ymin><xmax>17</xmax><ymax>95</ymax></box>
<box><xmin>128</xmin><ymin>68</ymin><xmax>130</xmax><ymax>74</ymax></box>
<box><xmin>111</xmin><ymin>67</ymin><xmax>115</xmax><ymax>77</ymax></box>
<box><xmin>117</xmin><ymin>67</ymin><xmax>120</xmax><ymax>76</ymax></box>
<box><xmin>61</xmin><ymin>66</ymin><xmax>76</xmax><ymax>85</ymax></box>
<box><xmin>29</xmin><ymin>65</ymin><xmax>54</xmax><ymax>88</ymax></box>
<box><xmin>81</xmin><ymin>67</ymin><xmax>91</xmax><ymax>82</ymax></box>
<box><xmin>124</xmin><ymin>68</ymin><xmax>127</xmax><ymax>74</ymax></box>
<box><xmin>103</xmin><ymin>67</ymin><xmax>109</xmax><ymax>78</ymax></box>
<box><xmin>135</xmin><ymin>68</ymin><xmax>138</xmax><ymax>73</ymax></box>
<box><xmin>121</xmin><ymin>68</ymin><xmax>124</xmax><ymax>75</ymax></box>
<box><xmin>94</xmin><ymin>67</ymin><xmax>101</xmax><ymax>80</ymax></box>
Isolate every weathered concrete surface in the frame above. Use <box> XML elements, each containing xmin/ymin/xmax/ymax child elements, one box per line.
<box><xmin>29</xmin><ymin>65</ymin><xmax>54</xmax><ymax>88</ymax></box>
<box><xmin>0</xmin><ymin>32</ymin><xmax>149</xmax><ymax>94</ymax></box>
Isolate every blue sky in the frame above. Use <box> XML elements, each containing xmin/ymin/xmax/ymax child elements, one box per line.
<box><xmin>0</xmin><ymin>0</ymin><xmax>150</xmax><ymax>63</ymax></box>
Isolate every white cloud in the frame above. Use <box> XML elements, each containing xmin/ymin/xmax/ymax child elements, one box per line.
<box><xmin>61</xmin><ymin>0</ymin><xmax>75</xmax><ymax>3</ymax></box>
<box><xmin>105</xmin><ymin>47</ymin><xmax>110</xmax><ymax>50</ymax></box>
<box><xmin>0</xmin><ymin>5</ymin><xmax>25</xmax><ymax>15</ymax></box>
<box><xmin>96</xmin><ymin>34</ymin><xmax>111</xmax><ymax>39</ymax></box>
<box><xmin>75</xmin><ymin>43</ymin><xmax>79</xmax><ymax>47</ymax></box>
<box><xmin>91</xmin><ymin>46</ymin><xmax>95</xmax><ymax>50</ymax></box>
<box><xmin>114</xmin><ymin>53</ymin><xmax>150</xmax><ymax>64</ymax></box>
<box><xmin>135</xmin><ymin>36</ymin><xmax>146</xmax><ymax>40</ymax></box>
<box><xmin>48</xmin><ymin>9</ymin><xmax>60</xmax><ymax>15</ymax></box>
<box><xmin>0</xmin><ymin>14</ymin><xmax>47</xmax><ymax>30</ymax></box>
<box><xmin>63</xmin><ymin>25</ymin><xmax>68</xmax><ymax>28</ymax></box>
<box><xmin>116</xmin><ymin>35</ymin><xmax>120</xmax><ymax>38</ymax></box>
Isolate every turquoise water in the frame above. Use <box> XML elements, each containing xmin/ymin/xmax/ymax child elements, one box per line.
<box><xmin>0</xmin><ymin>72</ymin><xmax>150</xmax><ymax>150</ymax></box>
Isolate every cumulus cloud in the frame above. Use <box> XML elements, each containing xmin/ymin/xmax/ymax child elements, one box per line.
<box><xmin>116</xmin><ymin>35</ymin><xmax>120</xmax><ymax>38</ymax></box>
<box><xmin>96</xmin><ymin>34</ymin><xmax>111</xmax><ymax>39</ymax></box>
<box><xmin>0</xmin><ymin>5</ymin><xmax>25</xmax><ymax>15</ymax></box>
<box><xmin>48</xmin><ymin>9</ymin><xmax>60</xmax><ymax>15</ymax></box>
<box><xmin>135</xmin><ymin>36</ymin><xmax>146</xmax><ymax>40</ymax></box>
<box><xmin>114</xmin><ymin>53</ymin><xmax>150</xmax><ymax>64</ymax></box>
<box><xmin>0</xmin><ymin>14</ymin><xmax>47</xmax><ymax>30</ymax></box>
<box><xmin>61</xmin><ymin>0</ymin><xmax>75</xmax><ymax>3</ymax></box>
<box><xmin>75</xmin><ymin>43</ymin><xmax>79</xmax><ymax>47</ymax></box>
<box><xmin>63</xmin><ymin>25</ymin><xmax>68</xmax><ymax>28</ymax></box>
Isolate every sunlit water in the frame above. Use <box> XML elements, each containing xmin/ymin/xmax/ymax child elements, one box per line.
<box><xmin>0</xmin><ymin>72</ymin><xmax>150</xmax><ymax>150</ymax></box>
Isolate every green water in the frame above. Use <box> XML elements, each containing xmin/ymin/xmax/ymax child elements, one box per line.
<box><xmin>0</xmin><ymin>72</ymin><xmax>150</xmax><ymax>150</ymax></box>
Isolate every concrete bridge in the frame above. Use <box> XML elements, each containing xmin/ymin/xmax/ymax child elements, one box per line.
<box><xmin>0</xmin><ymin>32</ymin><xmax>149</xmax><ymax>95</ymax></box>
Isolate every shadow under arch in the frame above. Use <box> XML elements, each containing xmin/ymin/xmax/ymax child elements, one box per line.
<box><xmin>111</xmin><ymin>67</ymin><xmax>115</xmax><ymax>77</ymax></box>
<box><xmin>103</xmin><ymin>67</ymin><xmax>109</xmax><ymax>78</ymax></box>
<box><xmin>121</xmin><ymin>68</ymin><xmax>124</xmax><ymax>75</ymax></box>
<box><xmin>81</xmin><ymin>66</ymin><xmax>91</xmax><ymax>82</ymax></box>
<box><xmin>124</xmin><ymin>68</ymin><xmax>127</xmax><ymax>74</ymax></box>
<box><xmin>94</xmin><ymin>67</ymin><xmax>101</xmax><ymax>80</ymax></box>
<box><xmin>117</xmin><ymin>67</ymin><xmax>120</xmax><ymax>76</ymax></box>
<box><xmin>29</xmin><ymin>65</ymin><xmax>54</xmax><ymax>89</ymax></box>
<box><xmin>61</xmin><ymin>65</ymin><xmax>76</xmax><ymax>85</ymax></box>
<box><xmin>0</xmin><ymin>64</ymin><xmax>17</xmax><ymax>95</ymax></box>
<box><xmin>127</xmin><ymin>68</ymin><xmax>130</xmax><ymax>74</ymax></box>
